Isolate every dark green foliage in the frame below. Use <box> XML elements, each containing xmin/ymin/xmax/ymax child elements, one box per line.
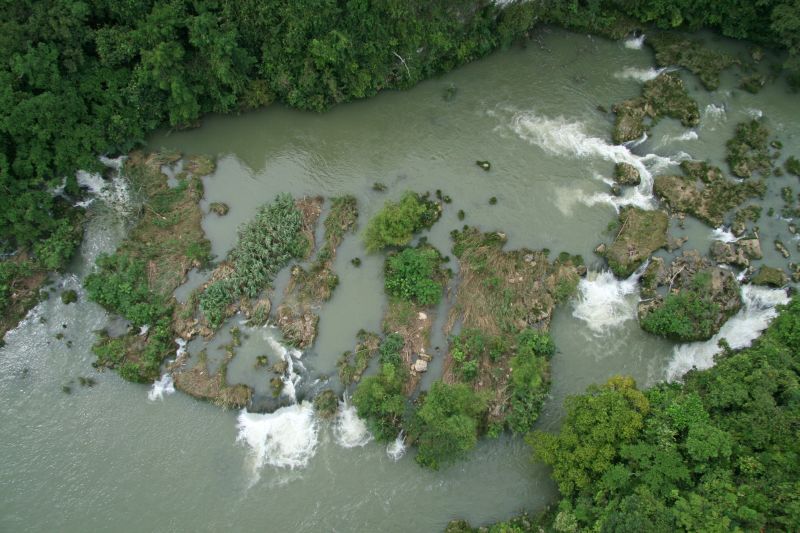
<box><xmin>352</xmin><ymin>361</ymin><xmax>408</xmax><ymax>442</ymax></box>
<box><xmin>60</xmin><ymin>290</ymin><xmax>77</xmax><ymax>305</ymax></box>
<box><xmin>407</xmin><ymin>381</ymin><xmax>488</xmax><ymax>469</ymax></box>
<box><xmin>85</xmin><ymin>253</ymin><xmax>169</xmax><ymax>327</ymax></box>
<box><xmin>0</xmin><ymin>260</ymin><xmax>33</xmax><ymax>313</ymax></box>
<box><xmin>506</xmin><ymin>330</ymin><xmax>555</xmax><ymax>434</ymax></box>
<box><xmin>450</xmin><ymin>329</ymin><xmax>489</xmax><ymax>381</ymax></box>
<box><xmin>199</xmin><ymin>193</ymin><xmax>306</xmax><ymax>328</ymax></box>
<box><xmin>384</xmin><ymin>246</ymin><xmax>446</xmax><ymax>306</ymax></box>
<box><xmin>786</xmin><ymin>156</ymin><xmax>800</xmax><ymax>177</ymax></box>
<box><xmin>640</xmin><ymin>272</ymin><xmax>728</xmax><ymax>341</ymax></box>
<box><xmin>313</xmin><ymin>389</ymin><xmax>339</xmax><ymax>419</ymax></box>
<box><xmin>363</xmin><ymin>192</ymin><xmax>441</xmax><ymax>252</ymax></box>
<box><xmin>530</xmin><ymin>296</ymin><xmax>800</xmax><ymax>531</ymax></box>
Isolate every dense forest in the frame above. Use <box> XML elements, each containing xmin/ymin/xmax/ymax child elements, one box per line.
<box><xmin>1</xmin><ymin>0</ymin><xmax>800</xmax><ymax>264</ymax></box>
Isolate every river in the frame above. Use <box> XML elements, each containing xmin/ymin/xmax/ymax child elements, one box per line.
<box><xmin>2</xmin><ymin>27</ymin><xmax>798</xmax><ymax>532</ymax></box>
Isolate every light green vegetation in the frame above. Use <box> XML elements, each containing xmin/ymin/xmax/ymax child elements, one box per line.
<box><xmin>363</xmin><ymin>192</ymin><xmax>441</xmax><ymax>252</ymax></box>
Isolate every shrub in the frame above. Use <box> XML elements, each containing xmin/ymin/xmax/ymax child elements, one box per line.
<box><xmin>363</xmin><ymin>192</ymin><xmax>440</xmax><ymax>252</ymax></box>
<box><xmin>384</xmin><ymin>246</ymin><xmax>445</xmax><ymax>305</ymax></box>
<box><xmin>408</xmin><ymin>381</ymin><xmax>487</xmax><ymax>469</ymax></box>
<box><xmin>352</xmin><ymin>361</ymin><xmax>408</xmax><ymax>442</ymax></box>
<box><xmin>506</xmin><ymin>329</ymin><xmax>554</xmax><ymax>433</ymax></box>
<box><xmin>84</xmin><ymin>253</ymin><xmax>170</xmax><ymax>327</ymax></box>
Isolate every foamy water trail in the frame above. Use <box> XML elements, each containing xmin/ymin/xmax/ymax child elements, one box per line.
<box><xmin>745</xmin><ymin>108</ymin><xmax>763</xmax><ymax>119</ymax></box>
<box><xmin>237</xmin><ymin>403</ymin><xmax>319</xmax><ymax>479</ymax></box>
<box><xmin>572</xmin><ymin>269</ymin><xmax>642</xmax><ymax>334</ymax></box>
<box><xmin>334</xmin><ymin>397</ymin><xmax>373</xmax><ymax>448</ymax></box>
<box><xmin>624</xmin><ymin>34</ymin><xmax>645</xmax><ymax>49</ymax></box>
<box><xmin>658</xmin><ymin>130</ymin><xmax>698</xmax><ymax>147</ymax></box>
<box><xmin>148</xmin><ymin>374</ymin><xmax>175</xmax><ymax>401</ymax></box>
<box><xmin>666</xmin><ymin>286</ymin><xmax>790</xmax><ymax>381</ymax></box>
<box><xmin>386</xmin><ymin>432</ymin><xmax>406</xmax><ymax>461</ymax></box>
<box><xmin>509</xmin><ymin>113</ymin><xmax>688</xmax><ymax>211</ymax></box>
<box><xmin>702</xmin><ymin>104</ymin><xmax>727</xmax><ymax>131</ymax></box>
<box><xmin>265</xmin><ymin>331</ymin><xmax>303</xmax><ymax>401</ymax></box>
<box><xmin>614</xmin><ymin>66</ymin><xmax>667</xmax><ymax>82</ymax></box>
<box><xmin>710</xmin><ymin>227</ymin><xmax>739</xmax><ymax>243</ymax></box>
<box><xmin>73</xmin><ymin>156</ymin><xmax>132</xmax><ymax>212</ymax></box>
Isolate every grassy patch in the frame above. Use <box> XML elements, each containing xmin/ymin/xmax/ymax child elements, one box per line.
<box><xmin>612</xmin><ymin>73</ymin><xmax>700</xmax><ymax>144</ymax></box>
<box><xmin>598</xmin><ymin>208</ymin><xmax>669</xmax><ymax>278</ymax></box>
<box><xmin>337</xmin><ymin>330</ymin><xmax>381</xmax><ymax>386</ymax></box>
<box><xmin>277</xmin><ymin>195</ymin><xmax>358</xmax><ymax>348</ymax></box>
<box><xmin>84</xmin><ymin>152</ymin><xmax>210</xmax><ymax>382</ymax></box>
<box><xmin>363</xmin><ymin>191</ymin><xmax>441</xmax><ymax>252</ymax></box>
<box><xmin>726</xmin><ymin>119</ymin><xmax>773</xmax><ymax>179</ymax></box>
<box><xmin>654</xmin><ymin>160</ymin><xmax>766</xmax><ymax>227</ymax></box>
<box><xmin>648</xmin><ymin>33</ymin><xmax>737</xmax><ymax>90</ymax></box>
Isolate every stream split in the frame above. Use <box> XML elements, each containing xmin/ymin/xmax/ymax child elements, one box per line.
<box><xmin>2</xmin><ymin>28</ymin><xmax>798</xmax><ymax>532</ymax></box>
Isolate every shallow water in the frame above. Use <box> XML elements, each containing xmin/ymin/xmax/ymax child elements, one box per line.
<box><xmin>2</xmin><ymin>27</ymin><xmax>799</xmax><ymax>532</ymax></box>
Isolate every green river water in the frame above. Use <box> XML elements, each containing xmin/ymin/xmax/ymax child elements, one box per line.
<box><xmin>2</xmin><ymin>27</ymin><xmax>799</xmax><ymax>532</ymax></box>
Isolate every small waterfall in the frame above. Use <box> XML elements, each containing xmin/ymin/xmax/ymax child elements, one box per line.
<box><xmin>509</xmin><ymin>112</ymin><xmax>689</xmax><ymax>211</ymax></box>
<box><xmin>265</xmin><ymin>331</ymin><xmax>303</xmax><ymax>401</ymax></box>
<box><xmin>702</xmin><ymin>104</ymin><xmax>727</xmax><ymax>130</ymax></box>
<box><xmin>333</xmin><ymin>396</ymin><xmax>373</xmax><ymax>448</ymax></box>
<box><xmin>386</xmin><ymin>432</ymin><xmax>406</xmax><ymax>461</ymax></box>
<box><xmin>666</xmin><ymin>285</ymin><xmax>790</xmax><ymax>381</ymax></box>
<box><xmin>236</xmin><ymin>331</ymin><xmax>322</xmax><ymax>478</ymax></box>
<box><xmin>73</xmin><ymin>156</ymin><xmax>132</xmax><ymax>212</ymax></box>
<box><xmin>710</xmin><ymin>227</ymin><xmax>740</xmax><ymax>243</ymax></box>
<box><xmin>614</xmin><ymin>66</ymin><xmax>667</xmax><ymax>82</ymax></box>
<box><xmin>236</xmin><ymin>403</ymin><xmax>319</xmax><ymax>477</ymax></box>
<box><xmin>572</xmin><ymin>270</ymin><xmax>641</xmax><ymax>334</ymax></box>
<box><xmin>148</xmin><ymin>374</ymin><xmax>175</xmax><ymax>401</ymax></box>
<box><xmin>624</xmin><ymin>34</ymin><xmax>646</xmax><ymax>49</ymax></box>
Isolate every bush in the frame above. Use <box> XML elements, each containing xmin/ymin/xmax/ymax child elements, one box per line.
<box><xmin>352</xmin><ymin>362</ymin><xmax>408</xmax><ymax>442</ymax></box>
<box><xmin>384</xmin><ymin>246</ymin><xmax>445</xmax><ymax>305</ymax></box>
<box><xmin>363</xmin><ymin>192</ymin><xmax>440</xmax><ymax>252</ymax></box>
<box><xmin>84</xmin><ymin>253</ymin><xmax>170</xmax><ymax>327</ymax></box>
<box><xmin>408</xmin><ymin>381</ymin><xmax>488</xmax><ymax>469</ymax></box>
<box><xmin>506</xmin><ymin>329</ymin><xmax>554</xmax><ymax>434</ymax></box>
<box><xmin>199</xmin><ymin>193</ymin><xmax>307</xmax><ymax>327</ymax></box>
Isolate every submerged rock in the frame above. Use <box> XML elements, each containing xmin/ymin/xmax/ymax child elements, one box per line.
<box><xmin>775</xmin><ymin>239</ymin><xmax>791</xmax><ymax>259</ymax></box>
<box><xmin>710</xmin><ymin>240</ymin><xmax>750</xmax><ymax>268</ymax></box>
<box><xmin>597</xmin><ymin>207</ymin><xmax>669</xmax><ymax>278</ymax></box>
<box><xmin>751</xmin><ymin>265</ymin><xmax>788</xmax><ymax>287</ymax></box>
<box><xmin>648</xmin><ymin>32</ymin><xmax>737</xmax><ymax>91</ymax></box>
<box><xmin>475</xmin><ymin>160</ymin><xmax>491</xmax><ymax>171</ymax></box>
<box><xmin>726</xmin><ymin>119</ymin><xmax>773</xmax><ymax>179</ymax></box>
<box><xmin>612</xmin><ymin>73</ymin><xmax>699</xmax><ymax>144</ymax></box>
<box><xmin>654</xmin><ymin>160</ymin><xmax>765</xmax><ymax>227</ymax></box>
<box><xmin>209</xmin><ymin>202</ymin><xmax>229</xmax><ymax>216</ymax></box>
<box><xmin>613</xmin><ymin>162</ymin><xmax>641</xmax><ymax>186</ymax></box>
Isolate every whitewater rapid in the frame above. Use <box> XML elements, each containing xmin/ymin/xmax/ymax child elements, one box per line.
<box><xmin>508</xmin><ymin>113</ymin><xmax>689</xmax><ymax>212</ymax></box>
<box><xmin>666</xmin><ymin>285</ymin><xmax>790</xmax><ymax>381</ymax></box>
<box><xmin>572</xmin><ymin>269</ymin><xmax>642</xmax><ymax>334</ymax></box>
<box><xmin>333</xmin><ymin>397</ymin><xmax>373</xmax><ymax>448</ymax></box>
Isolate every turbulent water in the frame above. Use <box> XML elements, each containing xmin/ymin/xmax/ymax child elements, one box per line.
<box><xmin>2</xmin><ymin>27</ymin><xmax>799</xmax><ymax>532</ymax></box>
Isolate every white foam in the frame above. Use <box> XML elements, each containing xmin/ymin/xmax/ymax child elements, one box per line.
<box><xmin>572</xmin><ymin>270</ymin><xmax>641</xmax><ymax>334</ymax></box>
<box><xmin>148</xmin><ymin>374</ymin><xmax>175</xmax><ymax>401</ymax></box>
<box><xmin>386</xmin><ymin>432</ymin><xmax>406</xmax><ymax>461</ymax></box>
<box><xmin>745</xmin><ymin>108</ymin><xmax>763</xmax><ymax>119</ymax></box>
<box><xmin>702</xmin><ymin>104</ymin><xmax>727</xmax><ymax>131</ymax></box>
<box><xmin>265</xmin><ymin>330</ymin><xmax>303</xmax><ymax>401</ymax></box>
<box><xmin>710</xmin><ymin>227</ymin><xmax>739</xmax><ymax>243</ymax></box>
<box><xmin>666</xmin><ymin>285</ymin><xmax>790</xmax><ymax>381</ymax></box>
<box><xmin>509</xmin><ymin>112</ymin><xmax>688</xmax><ymax>210</ymax></box>
<box><xmin>614</xmin><ymin>66</ymin><xmax>666</xmax><ymax>82</ymax></box>
<box><xmin>73</xmin><ymin>156</ymin><xmax>132</xmax><ymax>212</ymax></box>
<box><xmin>333</xmin><ymin>398</ymin><xmax>373</xmax><ymax>448</ymax></box>
<box><xmin>624</xmin><ymin>34</ymin><xmax>645</xmax><ymax>50</ymax></box>
<box><xmin>659</xmin><ymin>130</ymin><xmax>698</xmax><ymax>146</ymax></box>
<box><xmin>236</xmin><ymin>403</ymin><xmax>319</xmax><ymax>475</ymax></box>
